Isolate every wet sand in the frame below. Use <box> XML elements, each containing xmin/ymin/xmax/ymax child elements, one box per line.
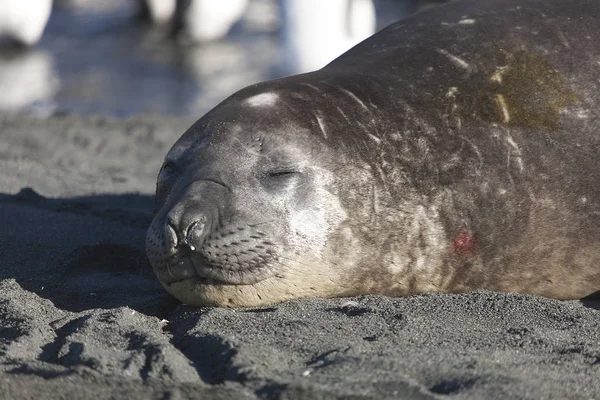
<box><xmin>0</xmin><ymin>113</ymin><xmax>599</xmax><ymax>399</ymax></box>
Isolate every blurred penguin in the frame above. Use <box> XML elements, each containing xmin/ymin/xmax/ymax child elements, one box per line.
<box><xmin>0</xmin><ymin>50</ymin><xmax>58</xmax><ymax>111</ymax></box>
<box><xmin>178</xmin><ymin>0</ymin><xmax>249</xmax><ymax>42</ymax></box>
<box><xmin>280</xmin><ymin>0</ymin><xmax>376</xmax><ymax>73</ymax></box>
<box><xmin>0</xmin><ymin>0</ymin><xmax>52</xmax><ymax>46</ymax></box>
<box><xmin>142</xmin><ymin>0</ymin><xmax>376</xmax><ymax>75</ymax></box>
<box><xmin>144</xmin><ymin>0</ymin><xmax>177</xmax><ymax>25</ymax></box>
<box><xmin>143</xmin><ymin>0</ymin><xmax>248</xmax><ymax>42</ymax></box>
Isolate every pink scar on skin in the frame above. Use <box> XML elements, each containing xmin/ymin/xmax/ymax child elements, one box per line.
<box><xmin>453</xmin><ymin>230</ymin><xmax>476</xmax><ymax>256</ymax></box>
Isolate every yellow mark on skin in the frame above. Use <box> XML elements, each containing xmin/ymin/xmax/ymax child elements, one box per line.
<box><xmin>490</xmin><ymin>66</ymin><xmax>507</xmax><ymax>83</ymax></box>
<box><xmin>449</xmin><ymin>51</ymin><xmax>579</xmax><ymax>130</ymax></box>
<box><xmin>459</xmin><ymin>18</ymin><xmax>475</xmax><ymax>24</ymax></box>
<box><xmin>495</xmin><ymin>94</ymin><xmax>510</xmax><ymax>123</ymax></box>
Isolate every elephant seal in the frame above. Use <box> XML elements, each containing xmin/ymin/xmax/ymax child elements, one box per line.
<box><xmin>147</xmin><ymin>0</ymin><xmax>600</xmax><ymax>307</ymax></box>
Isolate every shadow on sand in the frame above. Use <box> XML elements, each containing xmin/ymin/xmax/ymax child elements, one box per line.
<box><xmin>0</xmin><ymin>188</ymin><xmax>178</xmax><ymax>317</ymax></box>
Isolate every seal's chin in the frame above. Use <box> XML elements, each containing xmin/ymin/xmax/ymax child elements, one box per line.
<box><xmin>157</xmin><ymin>255</ymin><xmax>274</xmax><ymax>286</ymax></box>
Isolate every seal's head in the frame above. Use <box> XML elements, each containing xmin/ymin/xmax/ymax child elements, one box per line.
<box><xmin>146</xmin><ymin>84</ymin><xmax>371</xmax><ymax>307</ymax></box>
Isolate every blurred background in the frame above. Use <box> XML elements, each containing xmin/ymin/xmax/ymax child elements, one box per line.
<box><xmin>0</xmin><ymin>0</ymin><xmax>447</xmax><ymax>119</ymax></box>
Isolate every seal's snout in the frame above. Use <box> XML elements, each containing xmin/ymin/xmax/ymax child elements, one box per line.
<box><xmin>165</xmin><ymin>206</ymin><xmax>210</xmax><ymax>253</ymax></box>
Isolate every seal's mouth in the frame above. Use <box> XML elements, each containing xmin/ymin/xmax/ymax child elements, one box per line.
<box><xmin>156</xmin><ymin>253</ymin><xmax>275</xmax><ymax>286</ymax></box>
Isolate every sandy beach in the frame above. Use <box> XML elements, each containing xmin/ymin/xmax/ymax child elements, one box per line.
<box><xmin>0</xmin><ymin>113</ymin><xmax>598</xmax><ymax>399</ymax></box>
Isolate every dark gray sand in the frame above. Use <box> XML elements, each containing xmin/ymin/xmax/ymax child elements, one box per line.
<box><xmin>1</xmin><ymin>113</ymin><xmax>599</xmax><ymax>399</ymax></box>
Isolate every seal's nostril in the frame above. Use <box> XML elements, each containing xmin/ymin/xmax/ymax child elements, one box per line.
<box><xmin>186</xmin><ymin>219</ymin><xmax>206</xmax><ymax>251</ymax></box>
<box><xmin>166</xmin><ymin>221</ymin><xmax>178</xmax><ymax>249</ymax></box>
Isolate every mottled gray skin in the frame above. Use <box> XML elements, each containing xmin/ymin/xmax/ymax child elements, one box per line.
<box><xmin>147</xmin><ymin>0</ymin><xmax>600</xmax><ymax>307</ymax></box>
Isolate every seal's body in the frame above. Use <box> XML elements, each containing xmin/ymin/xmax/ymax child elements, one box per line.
<box><xmin>147</xmin><ymin>0</ymin><xmax>600</xmax><ymax>307</ymax></box>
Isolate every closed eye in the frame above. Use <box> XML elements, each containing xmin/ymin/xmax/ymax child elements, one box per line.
<box><xmin>261</xmin><ymin>168</ymin><xmax>303</xmax><ymax>191</ymax></box>
<box><xmin>267</xmin><ymin>170</ymin><xmax>298</xmax><ymax>178</ymax></box>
